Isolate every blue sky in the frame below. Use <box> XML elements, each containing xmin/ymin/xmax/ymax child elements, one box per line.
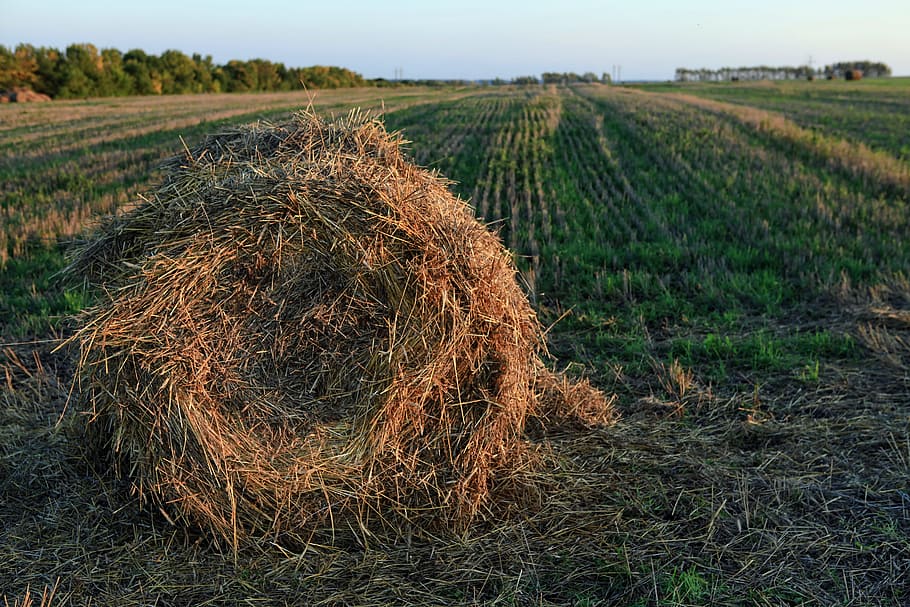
<box><xmin>1</xmin><ymin>0</ymin><xmax>908</xmax><ymax>80</ymax></box>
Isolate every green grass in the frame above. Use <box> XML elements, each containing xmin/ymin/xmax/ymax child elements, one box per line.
<box><xmin>0</xmin><ymin>246</ymin><xmax>71</xmax><ymax>336</ymax></box>
<box><xmin>661</xmin><ymin>565</ymin><xmax>713</xmax><ymax>605</ymax></box>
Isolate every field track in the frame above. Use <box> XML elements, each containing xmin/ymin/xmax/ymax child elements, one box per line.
<box><xmin>2</xmin><ymin>81</ymin><xmax>908</xmax><ymax>605</ymax></box>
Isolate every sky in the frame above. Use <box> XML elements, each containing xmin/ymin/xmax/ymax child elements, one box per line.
<box><xmin>1</xmin><ymin>0</ymin><xmax>908</xmax><ymax>81</ymax></box>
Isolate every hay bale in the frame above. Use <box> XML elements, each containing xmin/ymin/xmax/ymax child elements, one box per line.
<box><xmin>845</xmin><ymin>69</ymin><xmax>863</xmax><ymax>81</ymax></box>
<box><xmin>1</xmin><ymin>87</ymin><xmax>52</xmax><ymax>102</ymax></box>
<box><xmin>69</xmin><ymin>110</ymin><xmax>616</xmax><ymax>546</ymax></box>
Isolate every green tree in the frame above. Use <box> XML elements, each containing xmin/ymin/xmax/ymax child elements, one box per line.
<box><xmin>159</xmin><ymin>49</ymin><xmax>198</xmax><ymax>93</ymax></box>
<box><xmin>223</xmin><ymin>60</ymin><xmax>257</xmax><ymax>91</ymax></box>
<box><xmin>250</xmin><ymin>59</ymin><xmax>282</xmax><ymax>91</ymax></box>
<box><xmin>56</xmin><ymin>43</ymin><xmax>103</xmax><ymax>98</ymax></box>
<box><xmin>123</xmin><ymin>49</ymin><xmax>159</xmax><ymax>95</ymax></box>
<box><xmin>293</xmin><ymin>65</ymin><xmax>365</xmax><ymax>89</ymax></box>
<box><xmin>0</xmin><ymin>42</ymin><xmax>373</xmax><ymax>97</ymax></box>
<box><xmin>33</xmin><ymin>47</ymin><xmax>62</xmax><ymax>95</ymax></box>
<box><xmin>98</xmin><ymin>48</ymin><xmax>132</xmax><ymax>96</ymax></box>
<box><xmin>192</xmin><ymin>53</ymin><xmax>217</xmax><ymax>92</ymax></box>
<box><xmin>0</xmin><ymin>44</ymin><xmax>40</xmax><ymax>90</ymax></box>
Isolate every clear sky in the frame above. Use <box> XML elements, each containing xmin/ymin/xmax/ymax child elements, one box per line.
<box><xmin>1</xmin><ymin>0</ymin><xmax>908</xmax><ymax>80</ymax></box>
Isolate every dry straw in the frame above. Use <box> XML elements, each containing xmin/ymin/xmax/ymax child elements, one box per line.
<box><xmin>67</xmin><ymin>110</ymin><xmax>616</xmax><ymax>548</ymax></box>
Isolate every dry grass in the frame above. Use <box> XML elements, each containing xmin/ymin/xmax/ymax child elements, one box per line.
<box><xmin>63</xmin><ymin>110</ymin><xmax>615</xmax><ymax>551</ymax></box>
<box><xmin>2</xmin><ymin>580</ymin><xmax>58</xmax><ymax>607</ymax></box>
<box><xmin>2</xmin><ymin>326</ymin><xmax>908</xmax><ymax>604</ymax></box>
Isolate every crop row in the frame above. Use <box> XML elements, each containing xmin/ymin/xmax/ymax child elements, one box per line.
<box><xmin>388</xmin><ymin>84</ymin><xmax>905</xmax><ymax>379</ymax></box>
<box><xmin>661</xmin><ymin>80</ymin><xmax>910</xmax><ymax>162</ymax></box>
<box><xmin>4</xmin><ymin>83</ymin><xmax>903</xmax><ymax>381</ymax></box>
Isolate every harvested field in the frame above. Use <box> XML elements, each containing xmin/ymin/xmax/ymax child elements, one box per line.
<box><xmin>2</xmin><ymin>80</ymin><xmax>909</xmax><ymax>605</ymax></box>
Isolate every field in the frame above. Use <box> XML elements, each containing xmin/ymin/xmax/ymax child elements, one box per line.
<box><xmin>2</xmin><ymin>80</ymin><xmax>909</xmax><ymax>605</ymax></box>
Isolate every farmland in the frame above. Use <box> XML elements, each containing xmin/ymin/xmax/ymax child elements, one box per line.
<box><xmin>2</xmin><ymin>80</ymin><xmax>909</xmax><ymax>605</ymax></box>
<box><xmin>641</xmin><ymin>78</ymin><xmax>910</xmax><ymax>161</ymax></box>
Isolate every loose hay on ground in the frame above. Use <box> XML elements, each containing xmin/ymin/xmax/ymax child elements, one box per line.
<box><xmin>66</xmin><ymin>110</ymin><xmax>616</xmax><ymax>548</ymax></box>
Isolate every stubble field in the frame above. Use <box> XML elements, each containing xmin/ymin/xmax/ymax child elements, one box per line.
<box><xmin>1</xmin><ymin>80</ymin><xmax>908</xmax><ymax>605</ymax></box>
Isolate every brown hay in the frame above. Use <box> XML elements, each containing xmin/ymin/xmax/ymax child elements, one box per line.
<box><xmin>0</xmin><ymin>87</ymin><xmax>52</xmax><ymax>103</ymax></box>
<box><xmin>67</xmin><ymin>110</ymin><xmax>616</xmax><ymax>547</ymax></box>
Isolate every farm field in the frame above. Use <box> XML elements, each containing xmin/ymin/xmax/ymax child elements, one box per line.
<box><xmin>2</xmin><ymin>81</ymin><xmax>909</xmax><ymax>605</ymax></box>
<box><xmin>637</xmin><ymin>78</ymin><xmax>910</xmax><ymax>162</ymax></box>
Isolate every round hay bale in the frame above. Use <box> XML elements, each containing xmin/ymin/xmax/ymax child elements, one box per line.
<box><xmin>2</xmin><ymin>87</ymin><xmax>52</xmax><ymax>102</ymax></box>
<box><xmin>69</xmin><ymin>110</ymin><xmax>616</xmax><ymax>546</ymax></box>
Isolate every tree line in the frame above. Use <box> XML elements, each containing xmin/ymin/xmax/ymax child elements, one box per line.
<box><xmin>541</xmin><ymin>72</ymin><xmax>611</xmax><ymax>84</ymax></box>
<box><xmin>488</xmin><ymin>73</ymin><xmax>612</xmax><ymax>86</ymax></box>
<box><xmin>822</xmin><ymin>61</ymin><xmax>892</xmax><ymax>79</ymax></box>
<box><xmin>0</xmin><ymin>43</ymin><xmax>625</xmax><ymax>98</ymax></box>
<box><xmin>675</xmin><ymin>61</ymin><xmax>892</xmax><ymax>82</ymax></box>
<box><xmin>0</xmin><ymin>43</ymin><xmax>369</xmax><ymax>98</ymax></box>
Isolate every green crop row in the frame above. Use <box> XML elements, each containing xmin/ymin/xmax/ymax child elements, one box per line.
<box><xmin>386</xmin><ymin>84</ymin><xmax>906</xmax><ymax>388</ymax></box>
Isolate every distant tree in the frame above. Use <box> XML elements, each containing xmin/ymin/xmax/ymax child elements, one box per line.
<box><xmin>223</xmin><ymin>60</ymin><xmax>257</xmax><ymax>91</ymax></box>
<box><xmin>0</xmin><ymin>46</ymin><xmax>13</xmax><ymax>88</ymax></box>
<box><xmin>825</xmin><ymin>60</ymin><xmax>891</xmax><ymax>79</ymax></box>
<box><xmin>0</xmin><ymin>42</ymin><xmax>375</xmax><ymax>97</ymax></box>
<box><xmin>98</xmin><ymin>48</ymin><xmax>132</xmax><ymax>96</ymax></box>
<box><xmin>511</xmin><ymin>75</ymin><xmax>539</xmax><ymax>85</ymax></box>
<box><xmin>123</xmin><ymin>49</ymin><xmax>159</xmax><ymax>95</ymax></box>
<box><xmin>677</xmin><ymin>61</ymin><xmax>891</xmax><ymax>82</ymax></box>
<box><xmin>159</xmin><ymin>50</ymin><xmax>200</xmax><ymax>93</ymax></box>
<box><xmin>55</xmin><ymin>43</ymin><xmax>104</xmax><ymax>98</ymax></box>
<box><xmin>0</xmin><ymin>44</ymin><xmax>40</xmax><ymax>90</ymax></box>
<box><xmin>191</xmin><ymin>53</ymin><xmax>217</xmax><ymax>92</ymax></box>
<box><xmin>542</xmin><ymin>72</ymin><xmax>586</xmax><ymax>85</ymax></box>
<box><xmin>274</xmin><ymin>62</ymin><xmax>291</xmax><ymax>91</ymax></box>
<box><xmin>541</xmin><ymin>72</ymin><xmax>561</xmax><ymax>84</ymax></box>
<box><xmin>294</xmin><ymin>65</ymin><xmax>365</xmax><ymax>89</ymax></box>
<box><xmin>250</xmin><ymin>59</ymin><xmax>282</xmax><ymax>91</ymax></box>
<box><xmin>32</xmin><ymin>46</ymin><xmax>62</xmax><ymax>95</ymax></box>
<box><xmin>601</xmin><ymin>72</ymin><xmax>612</xmax><ymax>84</ymax></box>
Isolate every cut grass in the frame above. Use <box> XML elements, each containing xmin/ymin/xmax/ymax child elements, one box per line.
<box><xmin>3</xmin><ymin>336</ymin><xmax>907</xmax><ymax>605</ymax></box>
